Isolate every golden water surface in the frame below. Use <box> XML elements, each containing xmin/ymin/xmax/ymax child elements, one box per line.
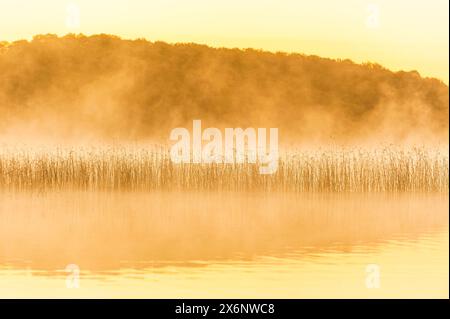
<box><xmin>0</xmin><ymin>191</ymin><xmax>448</xmax><ymax>298</ymax></box>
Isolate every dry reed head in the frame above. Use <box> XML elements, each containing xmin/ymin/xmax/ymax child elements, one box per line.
<box><xmin>0</xmin><ymin>145</ymin><xmax>448</xmax><ymax>193</ymax></box>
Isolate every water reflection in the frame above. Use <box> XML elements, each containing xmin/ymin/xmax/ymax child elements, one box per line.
<box><xmin>0</xmin><ymin>191</ymin><xmax>448</xmax><ymax>298</ymax></box>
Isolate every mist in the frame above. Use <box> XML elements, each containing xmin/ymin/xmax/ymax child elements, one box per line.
<box><xmin>0</xmin><ymin>34</ymin><xmax>448</xmax><ymax>147</ymax></box>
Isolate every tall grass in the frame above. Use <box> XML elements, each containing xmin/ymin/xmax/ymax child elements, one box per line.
<box><xmin>0</xmin><ymin>146</ymin><xmax>448</xmax><ymax>193</ymax></box>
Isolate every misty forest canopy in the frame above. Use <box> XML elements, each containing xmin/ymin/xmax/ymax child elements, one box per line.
<box><xmin>0</xmin><ymin>34</ymin><xmax>448</xmax><ymax>143</ymax></box>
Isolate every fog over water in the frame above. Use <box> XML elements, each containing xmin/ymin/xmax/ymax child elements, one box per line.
<box><xmin>0</xmin><ymin>34</ymin><xmax>448</xmax><ymax>298</ymax></box>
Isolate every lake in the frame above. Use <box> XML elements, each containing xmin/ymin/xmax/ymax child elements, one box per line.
<box><xmin>0</xmin><ymin>191</ymin><xmax>448</xmax><ymax>298</ymax></box>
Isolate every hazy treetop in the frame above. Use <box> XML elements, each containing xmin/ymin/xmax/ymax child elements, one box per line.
<box><xmin>0</xmin><ymin>34</ymin><xmax>448</xmax><ymax>145</ymax></box>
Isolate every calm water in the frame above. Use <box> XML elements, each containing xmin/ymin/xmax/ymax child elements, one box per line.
<box><xmin>0</xmin><ymin>191</ymin><xmax>448</xmax><ymax>298</ymax></box>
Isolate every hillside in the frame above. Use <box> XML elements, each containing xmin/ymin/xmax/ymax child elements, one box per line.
<box><xmin>0</xmin><ymin>34</ymin><xmax>448</xmax><ymax>144</ymax></box>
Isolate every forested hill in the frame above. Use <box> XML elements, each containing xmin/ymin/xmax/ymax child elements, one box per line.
<box><xmin>0</xmin><ymin>34</ymin><xmax>448</xmax><ymax>144</ymax></box>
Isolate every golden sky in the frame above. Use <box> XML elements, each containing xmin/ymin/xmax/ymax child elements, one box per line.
<box><xmin>0</xmin><ymin>0</ymin><xmax>448</xmax><ymax>83</ymax></box>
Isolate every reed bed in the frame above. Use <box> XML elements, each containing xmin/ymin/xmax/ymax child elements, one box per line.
<box><xmin>0</xmin><ymin>146</ymin><xmax>448</xmax><ymax>193</ymax></box>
